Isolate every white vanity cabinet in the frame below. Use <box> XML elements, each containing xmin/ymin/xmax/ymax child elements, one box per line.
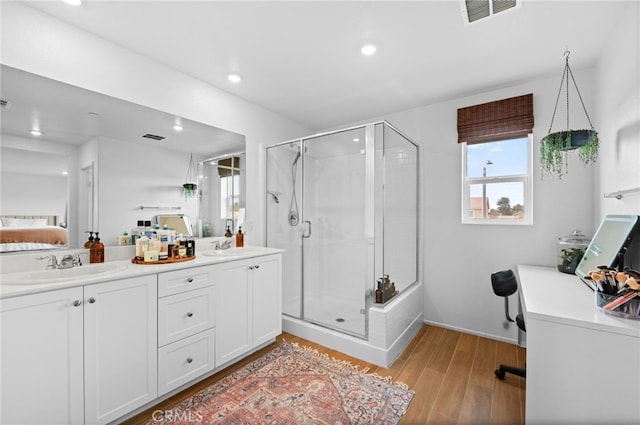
<box><xmin>0</xmin><ymin>275</ymin><xmax>157</xmax><ymax>425</ymax></box>
<box><xmin>157</xmin><ymin>265</ymin><xmax>216</xmax><ymax>396</ymax></box>
<box><xmin>215</xmin><ymin>254</ymin><xmax>282</xmax><ymax>367</ymax></box>
<box><xmin>0</xmin><ymin>248</ymin><xmax>283</xmax><ymax>425</ymax></box>
<box><xmin>84</xmin><ymin>275</ymin><xmax>158</xmax><ymax>424</ymax></box>
<box><xmin>1</xmin><ymin>287</ymin><xmax>85</xmax><ymax>425</ymax></box>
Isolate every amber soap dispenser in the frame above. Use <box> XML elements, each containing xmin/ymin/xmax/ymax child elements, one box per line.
<box><xmin>236</xmin><ymin>226</ymin><xmax>244</xmax><ymax>248</ymax></box>
<box><xmin>90</xmin><ymin>232</ymin><xmax>105</xmax><ymax>263</ymax></box>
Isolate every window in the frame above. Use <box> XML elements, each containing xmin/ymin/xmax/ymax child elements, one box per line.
<box><xmin>457</xmin><ymin>93</ymin><xmax>534</xmax><ymax>225</ymax></box>
<box><xmin>220</xmin><ymin>174</ymin><xmax>240</xmax><ymax>219</ymax></box>
<box><xmin>218</xmin><ymin>156</ymin><xmax>240</xmax><ymax>221</ymax></box>
<box><xmin>462</xmin><ymin>135</ymin><xmax>532</xmax><ymax>224</ymax></box>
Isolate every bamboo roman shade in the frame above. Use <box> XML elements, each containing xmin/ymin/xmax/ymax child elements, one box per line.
<box><xmin>457</xmin><ymin>93</ymin><xmax>534</xmax><ymax>144</ymax></box>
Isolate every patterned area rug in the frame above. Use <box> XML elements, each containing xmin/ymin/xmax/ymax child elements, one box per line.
<box><xmin>148</xmin><ymin>342</ymin><xmax>414</xmax><ymax>424</ymax></box>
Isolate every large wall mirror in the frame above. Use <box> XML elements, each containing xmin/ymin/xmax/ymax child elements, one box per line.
<box><xmin>0</xmin><ymin>65</ymin><xmax>245</xmax><ymax>253</ymax></box>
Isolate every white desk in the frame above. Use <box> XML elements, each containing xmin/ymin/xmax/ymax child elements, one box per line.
<box><xmin>517</xmin><ymin>265</ymin><xmax>640</xmax><ymax>424</ymax></box>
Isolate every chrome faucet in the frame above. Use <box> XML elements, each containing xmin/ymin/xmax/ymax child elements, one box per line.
<box><xmin>212</xmin><ymin>239</ymin><xmax>233</xmax><ymax>250</ymax></box>
<box><xmin>59</xmin><ymin>253</ymin><xmax>82</xmax><ymax>269</ymax></box>
<box><xmin>37</xmin><ymin>253</ymin><xmax>82</xmax><ymax>270</ymax></box>
<box><xmin>37</xmin><ymin>255</ymin><xmax>58</xmax><ymax>270</ymax></box>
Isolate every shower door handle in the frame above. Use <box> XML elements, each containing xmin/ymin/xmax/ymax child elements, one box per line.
<box><xmin>302</xmin><ymin>220</ymin><xmax>312</xmax><ymax>238</ymax></box>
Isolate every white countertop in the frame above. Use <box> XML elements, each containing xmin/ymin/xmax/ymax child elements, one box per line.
<box><xmin>0</xmin><ymin>246</ymin><xmax>283</xmax><ymax>299</ymax></box>
<box><xmin>517</xmin><ymin>264</ymin><xmax>640</xmax><ymax>338</ymax></box>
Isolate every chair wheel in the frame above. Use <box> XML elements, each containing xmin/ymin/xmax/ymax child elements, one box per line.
<box><xmin>495</xmin><ymin>369</ymin><xmax>505</xmax><ymax>380</ymax></box>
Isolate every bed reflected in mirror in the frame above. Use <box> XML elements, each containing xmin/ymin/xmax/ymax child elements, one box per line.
<box><xmin>0</xmin><ymin>147</ymin><xmax>71</xmax><ymax>253</ymax></box>
<box><xmin>0</xmin><ymin>215</ymin><xmax>68</xmax><ymax>253</ymax></box>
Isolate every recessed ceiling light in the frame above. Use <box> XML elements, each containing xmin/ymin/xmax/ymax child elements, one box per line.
<box><xmin>62</xmin><ymin>171</ymin><xmax>69</xmax><ymax>176</ymax></box>
<box><xmin>62</xmin><ymin>0</ymin><xmax>84</xmax><ymax>6</ymax></box>
<box><xmin>30</xmin><ymin>129</ymin><xmax>42</xmax><ymax>136</ymax></box>
<box><xmin>361</xmin><ymin>44</ymin><xmax>377</xmax><ymax>56</ymax></box>
<box><xmin>173</xmin><ymin>124</ymin><xmax>183</xmax><ymax>132</ymax></box>
<box><xmin>353</xmin><ymin>138</ymin><xmax>360</xmax><ymax>142</ymax></box>
<box><xmin>227</xmin><ymin>74</ymin><xmax>242</xmax><ymax>83</ymax></box>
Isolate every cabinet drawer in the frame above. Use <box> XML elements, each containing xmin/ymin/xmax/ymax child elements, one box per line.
<box><xmin>158</xmin><ymin>265</ymin><xmax>214</xmax><ymax>297</ymax></box>
<box><xmin>158</xmin><ymin>328</ymin><xmax>216</xmax><ymax>396</ymax></box>
<box><xmin>158</xmin><ymin>286</ymin><xmax>215</xmax><ymax>346</ymax></box>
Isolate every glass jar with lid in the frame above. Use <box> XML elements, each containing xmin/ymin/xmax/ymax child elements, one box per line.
<box><xmin>557</xmin><ymin>230</ymin><xmax>591</xmax><ymax>274</ymax></box>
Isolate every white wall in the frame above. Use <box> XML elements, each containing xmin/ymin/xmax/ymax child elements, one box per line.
<box><xmin>595</xmin><ymin>4</ymin><xmax>640</xmax><ymax>218</ymax></box>
<box><xmin>95</xmin><ymin>137</ymin><xmax>200</xmax><ymax>244</ymax></box>
<box><xmin>379</xmin><ymin>74</ymin><xmax>597</xmax><ymax>342</ymax></box>
<box><xmin>0</xmin><ymin>2</ymin><xmax>312</xmax><ymax>247</ymax></box>
<box><xmin>0</xmin><ymin>172</ymin><xmax>67</xmax><ymax>219</ymax></box>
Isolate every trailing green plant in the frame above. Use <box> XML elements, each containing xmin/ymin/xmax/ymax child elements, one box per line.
<box><xmin>577</xmin><ymin>130</ymin><xmax>599</xmax><ymax>164</ymax></box>
<box><xmin>540</xmin><ymin>129</ymin><xmax>599</xmax><ymax>179</ymax></box>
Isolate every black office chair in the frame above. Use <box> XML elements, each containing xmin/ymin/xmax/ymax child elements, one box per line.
<box><xmin>491</xmin><ymin>269</ymin><xmax>526</xmax><ymax>380</ymax></box>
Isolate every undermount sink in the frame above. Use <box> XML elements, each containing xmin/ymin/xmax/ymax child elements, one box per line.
<box><xmin>201</xmin><ymin>247</ymin><xmax>258</xmax><ymax>257</ymax></box>
<box><xmin>1</xmin><ymin>263</ymin><xmax>128</xmax><ymax>286</ymax></box>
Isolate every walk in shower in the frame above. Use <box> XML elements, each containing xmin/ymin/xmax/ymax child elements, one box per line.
<box><xmin>266</xmin><ymin>121</ymin><xmax>421</xmax><ymax>366</ymax></box>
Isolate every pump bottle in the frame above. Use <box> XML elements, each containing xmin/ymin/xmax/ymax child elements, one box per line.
<box><xmin>236</xmin><ymin>227</ymin><xmax>244</xmax><ymax>248</ymax></box>
<box><xmin>90</xmin><ymin>232</ymin><xmax>105</xmax><ymax>263</ymax></box>
<box><xmin>84</xmin><ymin>231</ymin><xmax>95</xmax><ymax>248</ymax></box>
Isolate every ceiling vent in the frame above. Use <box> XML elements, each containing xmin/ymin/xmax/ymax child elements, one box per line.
<box><xmin>0</xmin><ymin>99</ymin><xmax>11</xmax><ymax>109</ymax></box>
<box><xmin>461</xmin><ymin>0</ymin><xmax>520</xmax><ymax>24</ymax></box>
<box><xmin>141</xmin><ymin>133</ymin><xmax>165</xmax><ymax>141</ymax></box>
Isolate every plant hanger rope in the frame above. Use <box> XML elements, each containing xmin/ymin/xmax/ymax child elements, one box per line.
<box><xmin>184</xmin><ymin>153</ymin><xmax>197</xmax><ymax>184</ymax></box>
<box><xmin>547</xmin><ymin>50</ymin><xmax>595</xmax><ymax>134</ymax></box>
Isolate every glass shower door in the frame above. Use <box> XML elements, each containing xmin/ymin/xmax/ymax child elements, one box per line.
<box><xmin>301</xmin><ymin>127</ymin><xmax>369</xmax><ymax>337</ymax></box>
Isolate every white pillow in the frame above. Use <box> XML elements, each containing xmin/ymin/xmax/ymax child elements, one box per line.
<box><xmin>1</xmin><ymin>217</ymin><xmax>48</xmax><ymax>227</ymax></box>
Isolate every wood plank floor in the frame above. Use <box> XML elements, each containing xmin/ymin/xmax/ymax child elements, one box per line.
<box><xmin>124</xmin><ymin>325</ymin><xmax>525</xmax><ymax>425</ymax></box>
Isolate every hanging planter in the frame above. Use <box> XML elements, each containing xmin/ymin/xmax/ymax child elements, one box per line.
<box><xmin>540</xmin><ymin>51</ymin><xmax>600</xmax><ymax>179</ymax></box>
<box><xmin>183</xmin><ymin>154</ymin><xmax>198</xmax><ymax>199</ymax></box>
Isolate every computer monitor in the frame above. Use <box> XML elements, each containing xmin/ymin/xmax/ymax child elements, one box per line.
<box><xmin>575</xmin><ymin>215</ymin><xmax>640</xmax><ymax>290</ymax></box>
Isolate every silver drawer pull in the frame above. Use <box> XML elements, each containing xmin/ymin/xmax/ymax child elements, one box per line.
<box><xmin>186</xmin><ymin>357</ymin><xmax>193</xmax><ymax>364</ymax></box>
<box><xmin>248</xmin><ymin>266</ymin><xmax>254</xmax><ymax>270</ymax></box>
<box><xmin>186</xmin><ymin>277</ymin><xmax>194</xmax><ymax>283</ymax></box>
<box><xmin>254</xmin><ymin>265</ymin><xmax>260</xmax><ymax>269</ymax></box>
<box><xmin>186</xmin><ymin>312</ymin><xmax>194</xmax><ymax>318</ymax></box>
<box><xmin>72</xmin><ymin>300</ymin><xmax>82</xmax><ymax>307</ymax></box>
<box><xmin>88</xmin><ymin>297</ymin><xmax>96</xmax><ymax>304</ymax></box>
